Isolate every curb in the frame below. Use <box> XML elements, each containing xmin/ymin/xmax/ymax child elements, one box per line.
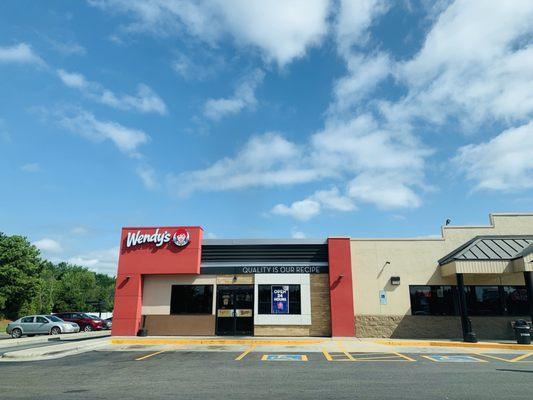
<box><xmin>1</xmin><ymin>338</ymin><xmax>109</xmax><ymax>361</ymax></box>
<box><xmin>375</xmin><ymin>339</ymin><xmax>533</xmax><ymax>351</ymax></box>
<box><xmin>0</xmin><ymin>331</ymin><xmax>110</xmax><ymax>348</ymax></box>
<box><xmin>111</xmin><ymin>338</ymin><xmax>325</xmax><ymax>346</ymax></box>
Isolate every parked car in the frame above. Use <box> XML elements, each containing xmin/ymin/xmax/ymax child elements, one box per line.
<box><xmin>6</xmin><ymin>315</ymin><xmax>80</xmax><ymax>338</ymax></box>
<box><xmin>105</xmin><ymin>317</ymin><xmax>112</xmax><ymax>330</ymax></box>
<box><xmin>53</xmin><ymin>312</ymin><xmax>106</xmax><ymax>332</ymax></box>
<box><xmin>87</xmin><ymin>314</ymin><xmax>112</xmax><ymax>330</ymax></box>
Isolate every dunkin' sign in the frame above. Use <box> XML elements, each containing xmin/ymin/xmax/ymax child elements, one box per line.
<box><xmin>125</xmin><ymin>228</ymin><xmax>190</xmax><ymax>249</ymax></box>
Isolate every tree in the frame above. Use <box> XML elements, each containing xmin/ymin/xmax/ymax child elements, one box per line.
<box><xmin>0</xmin><ymin>233</ymin><xmax>42</xmax><ymax>320</ymax></box>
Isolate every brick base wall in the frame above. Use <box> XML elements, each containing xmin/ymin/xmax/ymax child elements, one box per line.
<box><xmin>356</xmin><ymin>315</ymin><xmax>527</xmax><ymax>340</ymax></box>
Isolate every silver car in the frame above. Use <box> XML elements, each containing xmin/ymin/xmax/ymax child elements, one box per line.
<box><xmin>6</xmin><ymin>315</ymin><xmax>80</xmax><ymax>338</ymax></box>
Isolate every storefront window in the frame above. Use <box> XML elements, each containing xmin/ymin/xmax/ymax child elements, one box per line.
<box><xmin>465</xmin><ymin>286</ymin><xmax>503</xmax><ymax>316</ymax></box>
<box><xmin>258</xmin><ymin>285</ymin><xmax>301</xmax><ymax>315</ymax></box>
<box><xmin>409</xmin><ymin>285</ymin><xmax>457</xmax><ymax>316</ymax></box>
<box><xmin>170</xmin><ymin>285</ymin><xmax>213</xmax><ymax>314</ymax></box>
<box><xmin>410</xmin><ymin>285</ymin><xmax>529</xmax><ymax>316</ymax></box>
<box><xmin>503</xmin><ymin>286</ymin><xmax>529</xmax><ymax>316</ymax></box>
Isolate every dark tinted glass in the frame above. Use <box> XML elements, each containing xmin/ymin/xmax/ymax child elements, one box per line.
<box><xmin>258</xmin><ymin>285</ymin><xmax>301</xmax><ymax>315</ymax></box>
<box><xmin>409</xmin><ymin>286</ymin><xmax>457</xmax><ymax>316</ymax></box>
<box><xmin>21</xmin><ymin>317</ymin><xmax>34</xmax><ymax>323</ymax></box>
<box><xmin>36</xmin><ymin>316</ymin><xmax>48</xmax><ymax>323</ymax></box>
<box><xmin>170</xmin><ymin>285</ymin><xmax>213</xmax><ymax>314</ymax></box>
<box><xmin>465</xmin><ymin>286</ymin><xmax>503</xmax><ymax>316</ymax></box>
<box><xmin>503</xmin><ymin>286</ymin><xmax>528</xmax><ymax>316</ymax></box>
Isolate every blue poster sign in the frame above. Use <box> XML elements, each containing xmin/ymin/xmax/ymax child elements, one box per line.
<box><xmin>271</xmin><ymin>285</ymin><xmax>289</xmax><ymax>314</ymax></box>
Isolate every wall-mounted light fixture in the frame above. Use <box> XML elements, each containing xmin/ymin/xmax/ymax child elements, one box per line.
<box><xmin>390</xmin><ymin>276</ymin><xmax>401</xmax><ymax>286</ymax></box>
<box><xmin>232</xmin><ymin>275</ymin><xmax>238</xmax><ymax>283</ymax></box>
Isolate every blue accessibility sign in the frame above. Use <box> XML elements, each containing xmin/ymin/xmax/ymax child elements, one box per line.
<box><xmin>262</xmin><ymin>354</ymin><xmax>308</xmax><ymax>361</ymax></box>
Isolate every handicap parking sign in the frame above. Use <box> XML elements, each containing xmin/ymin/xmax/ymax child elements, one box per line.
<box><xmin>424</xmin><ymin>355</ymin><xmax>485</xmax><ymax>363</ymax></box>
<box><xmin>262</xmin><ymin>354</ymin><xmax>308</xmax><ymax>361</ymax></box>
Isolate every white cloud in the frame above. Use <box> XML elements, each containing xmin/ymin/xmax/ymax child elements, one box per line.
<box><xmin>348</xmin><ymin>171</ymin><xmax>422</xmax><ymax>210</ymax></box>
<box><xmin>454</xmin><ymin>121</ymin><xmax>533</xmax><ymax>191</ymax></box>
<box><xmin>168</xmin><ymin>132</ymin><xmax>320</xmax><ymax>196</ymax></box>
<box><xmin>71</xmin><ymin>226</ymin><xmax>88</xmax><ymax>235</ymax></box>
<box><xmin>335</xmin><ymin>0</ymin><xmax>389</xmax><ymax>56</ymax></box>
<box><xmin>291</xmin><ymin>229</ymin><xmax>307</xmax><ymax>239</ymax></box>
<box><xmin>203</xmin><ymin>69</ymin><xmax>264</xmax><ymax>120</ymax></box>
<box><xmin>384</xmin><ymin>1</ymin><xmax>533</xmax><ymax>127</ymax></box>
<box><xmin>89</xmin><ymin>0</ymin><xmax>330</xmax><ymax>66</ymax></box>
<box><xmin>272</xmin><ymin>187</ymin><xmax>356</xmax><ymax>221</ymax></box>
<box><xmin>33</xmin><ymin>238</ymin><xmax>63</xmax><ymax>254</ymax></box>
<box><xmin>330</xmin><ymin>53</ymin><xmax>391</xmax><ymax>114</ymax></box>
<box><xmin>312</xmin><ymin>187</ymin><xmax>356</xmax><ymax>212</ymax></box>
<box><xmin>20</xmin><ymin>163</ymin><xmax>40</xmax><ymax>172</ymax></box>
<box><xmin>57</xmin><ymin>69</ymin><xmax>87</xmax><ymax>88</ymax></box>
<box><xmin>57</xmin><ymin>69</ymin><xmax>167</xmax><ymax>114</ymax></box>
<box><xmin>136</xmin><ymin>165</ymin><xmax>157</xmax><ymax>189</ymax></box>
<box><xmin>48</xmin><ymin>40</ymin><xmax>87</xmax><ymax>56</ymax></box>
<box><xmin>272</xmin><ymin>199</ymin><xmax>321</xmax><ymax>221</ymax></box>
<box><xmin>58</xmin><ymin>108</ymin><xmax>150</xmax><ymax>155</ymax></box>
<box><xmin>68</xmin><ymin>246</ymin><xmax>119</xmax><ymax>276</ymax></box>
<box><xmin>0</xmin><ymin>43</ymin><xmax>44</xmax><ymax>65</ymax></box>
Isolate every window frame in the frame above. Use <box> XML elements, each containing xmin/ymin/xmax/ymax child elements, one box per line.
<box><xmin>257</xmin><ymin>284</ymin><xmax>302</xmax><ymax>315</ymax></box>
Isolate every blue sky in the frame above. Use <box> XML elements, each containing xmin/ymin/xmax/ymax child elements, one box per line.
<box><xmin>1</xmin><ymin>1</ymin><xmax>532</xmax><ymax>275</ymax></box>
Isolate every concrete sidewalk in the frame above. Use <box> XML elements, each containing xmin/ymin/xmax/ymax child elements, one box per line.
<box><xmin>0</xmin><ymin>330</ymin><xmax>110</xmax><ymax>348</ymax></box>
<box><xmin>109</xmin><ymin>336</ymin><xmax>533</xmax><ymax>354</ymax></box>
<box><xmin>0</xmin><ymin>337</ymin><xmax>109</xmax><ymax>361</ymax></box>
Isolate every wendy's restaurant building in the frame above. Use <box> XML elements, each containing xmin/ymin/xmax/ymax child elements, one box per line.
<box><xmin>112</xmin><ymin>213</ymin><xmax>533</xmax><ymax>341</ymax></box>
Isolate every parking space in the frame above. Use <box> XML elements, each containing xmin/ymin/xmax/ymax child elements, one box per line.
<box><xmin>125</xmin><ymin>345</ymin><xmax>533</xmax><ymax>367</ymax></box>
<box><xmin>2</xmin><ymin>348</ymin><xmax>533</xmax><ymax>399</ymax></box>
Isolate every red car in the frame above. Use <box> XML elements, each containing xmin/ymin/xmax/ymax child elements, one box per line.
<box><xmin>54</xmin><ymin>312</ymin><xmax>106</xmax><ymax>332</ymax></box>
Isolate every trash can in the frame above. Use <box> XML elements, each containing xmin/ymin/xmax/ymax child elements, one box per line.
<box><xmin>513</xmin><ymin>320</ymin><xmax>531</xmax><ymax>345</ymax></box>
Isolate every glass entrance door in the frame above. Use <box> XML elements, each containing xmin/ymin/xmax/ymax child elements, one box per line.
<box><xmin>216</xmin><ymin>285</ymin><xmax>254</xmax><ymax>336</ymax></box>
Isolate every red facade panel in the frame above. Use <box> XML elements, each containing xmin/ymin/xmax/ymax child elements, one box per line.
<box><xmin>328</xmin><ymin>238</ymin><xmax>355</xmax><ymax>337</ymax></box>
<box><xmin>111</xmin><ymin>226</ymin><xmax>203</xmax><ymax>336</ymax></box>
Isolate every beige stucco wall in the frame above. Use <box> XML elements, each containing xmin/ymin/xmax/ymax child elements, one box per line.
<box><xmin>142</xmin><ymin>274</ymin><xmax>217</xmax><ymax>315</ymax></box>
<box><xmin>351</xmin><ymin>213</ymin><xmax>533</xmax><ymax>317</ymax></box>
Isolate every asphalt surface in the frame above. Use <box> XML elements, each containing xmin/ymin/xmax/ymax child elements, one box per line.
<box><xmin>1</xmin><ymin>350</ymin><xmax>533</xmax><ymax>399</ymax></box>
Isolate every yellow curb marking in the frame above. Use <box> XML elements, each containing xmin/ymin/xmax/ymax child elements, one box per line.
<box><xmin>322</xmin><ymin>348</ymin><xmax>333</xmax><ymax>361</ymax></box>
<box><xmin>235</xmin><ymin>345</ymin><xmax>255</xmax><ymax>361</ymax></box>
<box><xmin>135</xmin><ymin>349</ymin><xmax>167</xmax><ymax>361</ymax></box>
<box><xmin>112</xmin><ymin>338</ymin><xmax>324</xmax><ymax>346</ymax></box>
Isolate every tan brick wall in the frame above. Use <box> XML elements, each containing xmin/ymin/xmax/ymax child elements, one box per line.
<box><xmin>255</xmin><ymin>274</ymin><xmax>331</xmax><ymax>337</ymax></box>
<box><xmin>355</xmin><ymin>315</ymin><xmax>526</xmax><ymax>340</ymax></box>
<box><xmin>309</xmin><ymin>274</ymin><xmax>331</xmax><ymax>336</ymax></box>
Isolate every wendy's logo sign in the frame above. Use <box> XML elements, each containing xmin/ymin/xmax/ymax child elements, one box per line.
<box><xmin>125</xmin><ymin>228</ymin><xmax>190</xmax><ymax>249</ymax></box>
<box><xmin>172</xmin><ymin>228</ymin><xmax>190</xmax><ymax>247</ymax></box>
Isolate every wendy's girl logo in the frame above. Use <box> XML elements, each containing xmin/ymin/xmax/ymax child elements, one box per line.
<box><xmin>172</xmin><ymin>228</ymin><xmax>190</xmax><ymax>247</ymax></box>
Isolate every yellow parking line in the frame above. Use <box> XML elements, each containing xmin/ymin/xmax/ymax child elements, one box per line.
<box><xmin>336</xmin><ymin>341</ymin><xmax>356</xmax><ymax>361</ymax></box>
<box><xmin>235</xmin><ymin>345</ymin><xmax>255</xmax><ymax>361</ymax></box>
<box><xmin>322</xmin><ymin>348</ymin><xmax>333</xmax><ymax>361</ymax></box>
<box><xmin>394</xmin><ymin>352</ymin><xmax>416</xmax><ymax>362</ymax></box>
<box><xmin>472</xmin><ymin>352</ymin><xmax>533</xmax><ymax>363</ymax></box>
<box><xmin>135</xmin><ymin>349</ymin><xmax>167</xmax><ymax>361</ymax></box>
<box><xmin>510</xmin><ymin>352</ymin><xmax>533</xmax><ymax>362</ymax></box>
<box><xmin>475</xmin><ymin>353</ymin><xmax>513</xmax><ymax>363</ymax></box>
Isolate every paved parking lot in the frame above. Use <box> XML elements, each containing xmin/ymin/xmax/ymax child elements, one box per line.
<box><xmin>1</xmin><ymin>348</ymin><xmax>532</xmax><ymax>399</ymax></box>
